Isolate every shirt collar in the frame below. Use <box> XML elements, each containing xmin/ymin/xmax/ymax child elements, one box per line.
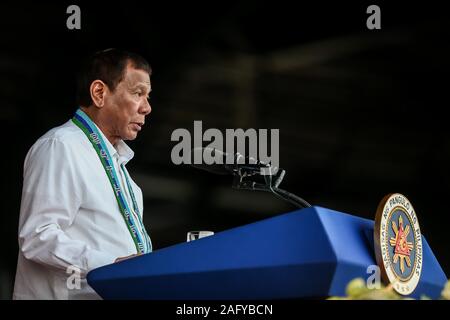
<box><xmin>90</xmin><ymin>122</ymin><xmax>135</xmax><ymax>165</ymax></box>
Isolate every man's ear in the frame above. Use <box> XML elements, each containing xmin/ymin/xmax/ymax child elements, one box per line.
<box><xmin>90</xmin><ymin>80</ymin><xmax>108</xmax><ymax>108</ymax></box>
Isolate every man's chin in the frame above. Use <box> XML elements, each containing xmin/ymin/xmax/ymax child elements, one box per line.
<box><xmin>123</xmin><ymin>132</ymin><xmax>138</xmax><ymax>141</ymax></box>
<box><xmin>126</xmin><ymin>135</ymin><xmax>138</xmax><ymax>141</ymax></box>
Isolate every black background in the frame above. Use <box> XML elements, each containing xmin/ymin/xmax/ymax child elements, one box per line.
<box><xmin>0</xmin><ymin>1</ymin><xmax>449</xmax><ymax>299</ymax></box>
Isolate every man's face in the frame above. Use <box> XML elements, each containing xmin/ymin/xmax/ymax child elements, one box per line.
<box><xmin>103</xmin><ymin>63</ymin><xmax>152</xmax><ymax>142</ymax></box>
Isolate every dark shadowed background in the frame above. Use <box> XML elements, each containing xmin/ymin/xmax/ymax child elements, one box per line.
<box><xmin>1</xmin><ymin>1</ymin><xmax>449</xmax><ymax>299</ymax></box>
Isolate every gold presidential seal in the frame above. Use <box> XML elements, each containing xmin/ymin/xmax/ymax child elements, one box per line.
<box><xmin>374</xmin><ymin>193</ymin><xmax>423</xmax><ymax>295</ymax></box>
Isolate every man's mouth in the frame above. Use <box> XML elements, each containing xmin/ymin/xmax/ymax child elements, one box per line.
<box><xmin>131</xmin><ymin>122</ymin><xmax>144</xmax><ymax>131</ymax></box>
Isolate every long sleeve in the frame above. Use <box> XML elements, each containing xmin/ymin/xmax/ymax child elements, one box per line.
<box><xmin>18</xmin><ymin>138</ymin><xmax>116</xmax><ymax>277</ymax></box>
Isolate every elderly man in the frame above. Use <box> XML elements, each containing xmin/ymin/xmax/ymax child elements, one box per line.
<box><xmin>13</xmin><ymin>49</ymin><xmax>153</xmax><ymax>299</ymax></box>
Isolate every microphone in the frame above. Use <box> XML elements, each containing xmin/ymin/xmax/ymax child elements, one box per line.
<box><xmin>188</xmin><ymin>148</ymin><xmax>312</xmax><ymax>208</ymax></box>
<box><xmin>190</xmin><ymin>147</ymin><xmax>271</xmax><ymax>175</ymax></box>
<box><xmin>190</xmin><ymin>148</ymin><xmax>230</xmax><ymax>175</ymax></box>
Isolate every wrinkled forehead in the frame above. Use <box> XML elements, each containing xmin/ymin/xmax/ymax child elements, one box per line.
<box><xmin>122</xmin><ymin>65</ymin><xmax>151</xmax><ymax>90</ymax></box>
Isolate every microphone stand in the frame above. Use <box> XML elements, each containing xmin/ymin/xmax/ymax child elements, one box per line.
<box><xmin>230</xmin><ymin>163</ymin><xmax>312</xmax><ymax>209</ymax></box>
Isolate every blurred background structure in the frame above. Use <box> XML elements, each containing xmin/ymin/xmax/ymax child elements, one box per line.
<box><xmin>1</xmin><ymin>1</ymin><xmax>449</xmax><ymax>299</ymax></box>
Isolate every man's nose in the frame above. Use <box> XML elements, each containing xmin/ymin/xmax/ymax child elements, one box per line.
<box><xmin>140</xmin><ymin>99</ymin><xmax>152</xmax><ymax>115</ymax></box>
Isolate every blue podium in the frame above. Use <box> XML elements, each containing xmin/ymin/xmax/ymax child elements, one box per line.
<box><xmin>87</xmin><ymin>206</ymin><xmax>447</xmax><ymax>299</ymax></box>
